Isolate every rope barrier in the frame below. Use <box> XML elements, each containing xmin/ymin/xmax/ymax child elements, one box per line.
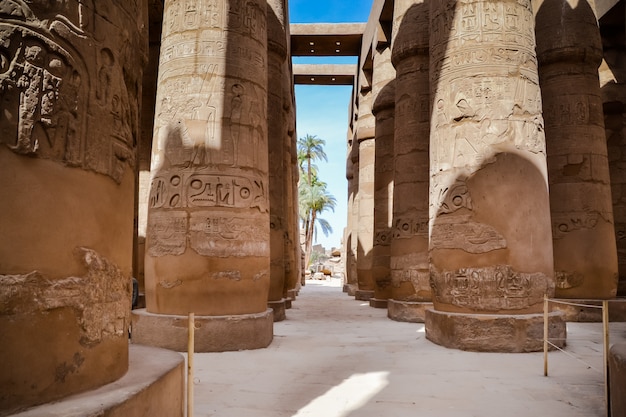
<box><xmin>543</xmin><ymin>296</ymin><xmax>610</xmax><ymax>417</ymax></box>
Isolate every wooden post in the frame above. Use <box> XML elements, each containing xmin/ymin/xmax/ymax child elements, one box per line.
<box><xmin>602</xmin><ymin>301</ymin><xmax>610</xmax><ymax>417</ymax></box>
<box><xmin>543</xmin><ymin>294</ymin><xmax>549</xmax><ymax>376</ymax></box>
<box><xmin>188</xmin><ymin>313</ymin><xmax>195</xmax><ymax>417</ymax></box>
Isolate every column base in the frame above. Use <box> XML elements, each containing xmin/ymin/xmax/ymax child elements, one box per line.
<box><xmin>387</xmin><ymin>299</ymin><xmax>433</xmax><ymax>323</ymax></box>
<box><xmin>268</xmin><ymin>299</ymin><xmax>286</xmax><ymax>322</ymax></box>
<box><xmin>287</xmin><ymin>289</ymin><xmax>298</xmax><ymax>299</ymax></box>
<box><xmin>131</xmin><ymin>308</ymin><xmax>274</xmax><ymax>352</ymax></box>
<box><xmin>355</xmin><ymin>290</ymin><xmax>374</xmax><ymax>301</ymax></box>
<box><xmin>343</xmin><ymin>284</ymin><xmax>357</xmax><ymax>296</ymax></box>
<box><xmin>369</xmin><ymin>298</ymin><xmax>388</xmax><ymax>308</ymax></box>
<box><xmin>12</xmin><ymin>345</ymin><xmax>184</xmax><ymax>417</ymax></box>
<box><xmin>285</xmin><ymin>298</ymin><xmax>293</xmax><ymax>309</ymax></box>
<box><xmin>425</xmin><ymin>309</ymin><xmax>566</xmax><ymax>352</ymax></box>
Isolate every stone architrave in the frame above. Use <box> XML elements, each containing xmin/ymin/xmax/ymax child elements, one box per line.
<box><xmin>426</xmin><ymin>0</ymin><xmax>565</xmax><ymax>352</ymax></box>
<box><xmin>370</xmin><ymin>45</ymin><xmax>396</xmax><ymax>309</ymax></box>
<box><xmin>0</xmin><ymin>1</ymin><xmax>147</xmax><ymax>413</ymax></box>
<box><xmin>267</xmin><ymin>0</ymin><xmax>288</xmax><ymax>321</ymax></box>
<box><xmin>136</xmin><ymin>0</ymin><xmax>273</xmax><ymax>352</ymax></box>
<box><xmin>388</xmin><ymin>0</ymin><xmax>432</xmax><ymax>322</ymax></box>
<box><xmin>536</xmin><ymin>0</ymin><xmax>618</xmax><ymax>299</ymax></box>
<box><xmin>355</xmin><ymin>65</ymin><xmax>377</xmax><ymax>301</ymax></box>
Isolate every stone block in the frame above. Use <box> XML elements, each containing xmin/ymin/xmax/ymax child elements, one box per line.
<box><xmin>387</xmin><ymin>300</ymin><xmax>433</xmax><ymax>323</ymax></box>
<box><xmin>425</xmin><ymin>309</ymin><xmax>566</xmax><ymax>353</ymax></box>
<box><xmin>609</xmin><ymin>343</ymin><xmax>626</xmax><ymax>417</ymax></box>
<box><xmin>131</xmin><ymin>308</ymin><xmax>273</xmax><ymax>352</ymax></box>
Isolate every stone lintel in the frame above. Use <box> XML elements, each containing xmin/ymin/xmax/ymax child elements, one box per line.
<box><xmin>12</xmin><ymin>345</ymin><xmax>184</xmax><ymax>417</ymax></box>
<box><xmin>131</xmin><ymin>309</ymin><xmax>274</xmax><ymax>352</ymax></box>
<box><xmin>293</xmin><ymin>64</ymin><xmax>357</xmax><ymax>85</ymax></box>
<box><xmin>369</xmin><ymin>298</ymin><xmax>389</xmax><ymax>309</ymax></box>
<box><xmin>268</xmin><ymin>299</ymin><xmax>287</xmax><ymax>322</ymax></box>
<box><xmin>387</xmin><ymin>300</ymin><xmax>434</xmax><ymax>323</ymax></box>
<box><xmin>425</xmin><ymin>310</ymin><xmax>566</xmax><ymax>353</ymax></box>
<box><xmin>355</xmin><ymin>290</ymin><xmax>375</xmax><ymax>301</ymax></box>
<box><xmin>290</xmin><ymin>23</ymin><xmax>364</xmax><ymax>56</ymax></box>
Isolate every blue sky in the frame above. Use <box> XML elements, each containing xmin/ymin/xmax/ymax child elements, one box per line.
<box><xmin>290</xmin><ymin>0</ymin><xmax>374</xmax><ymax>251</ymax></box>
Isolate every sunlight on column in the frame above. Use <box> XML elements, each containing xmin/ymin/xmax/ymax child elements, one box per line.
<box><xmin>292</xmin><ymin>371</ymin><xmax>390</xmax><ymax>417</ymax></box>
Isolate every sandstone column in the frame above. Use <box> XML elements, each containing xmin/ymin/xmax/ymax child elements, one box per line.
<box><xmin>283</xmin><ymin>58</ymin><xmax>300</xmax><ymax>306</ymax></box>
<box><xmin>267</xmin><ymin>0</ymin><xmax>288</xmax><ymax>321</ymax></box>
<box><xmin>601</xmin><ymin>10</ymin><xmax>626</xmax><ymax>296</ymax></box>
<box><xmin>355</xmin><ymin>66</ymin><xmax>377</xmax><ymax>301</ymax></box>
<box><xmin>536</xmin><ymin>0</ymin><xmax>618</xmax><ymax>299</ymax></box>
<box><xmin>344</xmin><ymin>138</ymin><xmax>359</xmax><ymax>295</ymax></box>
<box><xmin>387</xmin><ymin>0</ymin><xmax>433</xmax><ymax>322</ymax></box>
<box><xmin>370</xmin><ymin>45</ymin><xmax>396</xmax><ymax>308</ymax></box>
<box><xmin>426</xmin><ymin>0</ymin><xmax>565</xmax><ymax>352</ymax></box>
<box><xmin>134</xmin><ymin>0</ymin><xmax>273</xmax><ymax>352</ymax></box>
<box><xmin>0</xmin><ymin>1</ymin><xmax>146</xmax><ymax>412</ymax></box>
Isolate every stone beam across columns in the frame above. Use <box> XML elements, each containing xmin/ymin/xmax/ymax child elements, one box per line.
<box><xmin>293</xmin><ymin>64</ymin><xmax>357</xmax><ymax>85</ymax></box>
<box><xmin>291</xmin><ymin>23</ymin><xmax>365</xmax><ymax>56</ymax></box>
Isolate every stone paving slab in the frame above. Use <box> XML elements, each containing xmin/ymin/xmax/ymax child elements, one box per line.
<box><xmin>190</xmin><ymin>278</ymin><xmax>626</xmax><ymax>417</ymax></box>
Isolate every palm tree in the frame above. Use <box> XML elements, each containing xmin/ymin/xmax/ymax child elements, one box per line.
<box><xmin>299</xmin><ymin>181</ymin><xmax>336</xmax><ymax>269</ymax></box>
<box><xmin>297</xmin><ymin>134</ymin><xmax>327</xmax><ymax>185</ymax></box>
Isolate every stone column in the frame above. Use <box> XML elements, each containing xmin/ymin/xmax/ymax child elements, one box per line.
<box><xmin>355</xmin><ymin>66</ymin><xmax>377</xmax><ymax>301</ymax></box>
<box><xmin>0</xmin><ymin>1</ymin><xmax>146</xmax><ymax>413</ymax></box>
<box><xmin>267</xmin><ymin>0</ymin><xmax>288</xmax><ymax>321</ymax></box>
<box><xmin>601</xmin><ymin>11</ymin><xmax>626</xmax><ymax>296</ymax></box>
<box><xmin>344</xmin><ymin>138</ymin><xmax>359</xmax><ymax>295</ymax></box>
<box><xmin>348</xmin><ymin>132</ymin><xmax>361</xmax><ymax>296</ymax></box>
<box><xmin>536</xmin><ymin>0</ymin><xmax>618</xmax><ymax>299</ymax></box>
<box><xmin>283</xmin><ymin>58</ymin><xmax>301</xmax><ymax>303</ymax></box>
<box><xmin>134</xmin><ymin>0</ymin><xmax>273</xmax><ymax>352</ymax></box>
<box><xmin>388</xmin><ymin>0</ymin><xmax>432</xmax><ymax>322</ymax></box>
<box><xmin>370</xmin><ymin>45</ymin><xmax>396</xmax><ymax>309</ymax></box>
<box><xmin>426</xmin><ymin>0</ymin><xmax>565</xmax><ymax>352</ymax></box>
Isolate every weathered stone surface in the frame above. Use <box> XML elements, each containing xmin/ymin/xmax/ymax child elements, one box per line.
<box><xmin>10</xmin><ymin>345</ymin><xmax>184</xmax><ymax>417</ymax></box>
<box><xmin>131</xmin><ymin>308</ymin><xmax>274</xmax><ymax>352</ymax></box>
<box><xmin>387</xmin><ymin>299</ymin><xmax>433</xmax><ymax>323</ymax></box>
<box><xmin>536</xmin><ymin>0</ymin><xmax>618</xmax><ymax>299</ymax></box>
<box><xmin>146</xmin><ymin>0</ymin><xmax>271</xmax><ymax>321</ymax></box>
<box><xmin>609</xmin><ymin>343</ymin><xmax>626</xmax><ymax>417</ymax></box>
<box><xmin>425</xmin><ymin>309</ymin><xmax>566</xmax><ymax>353</ymax></box>
<box><xmin>0</xmin><ymin>1</ymin><xmax>146</xmax><ymax>413</ymax></box>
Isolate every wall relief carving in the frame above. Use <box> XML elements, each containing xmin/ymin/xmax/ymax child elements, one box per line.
<box><xmin>0</xmin><ymin>1</ymin><xmax>144</xmax><ymax>183</ymax></box>
<box><xmin>430</xmin><ymin>264</ymin><xmax>552</xmax><ymax>311</ymax></box>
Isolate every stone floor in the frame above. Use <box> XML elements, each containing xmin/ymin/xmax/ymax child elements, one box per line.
<box><xmin>190</xmin><ymin>278</ymin><xmax>626</xmax><ymax>417</ymax></box>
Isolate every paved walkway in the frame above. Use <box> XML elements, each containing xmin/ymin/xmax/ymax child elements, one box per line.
<box><xmin>191</xmin><ymin>279</ymin><xmax>626</xmax><ymax>417</ymax></box>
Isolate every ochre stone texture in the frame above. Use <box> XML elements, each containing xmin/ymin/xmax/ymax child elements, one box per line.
<box><xmin>425</xmin><ymin>310</ymin><xmax>566</xmax><ymax>353</ymax></box>
<box><xmin>0</xmin><ymin>1</ymin><xmax>146</xmax><ymax>414</ymax></box>
<box><xmin>389</xmin><ymin>0</ymin><xmax>431</xmax><ymax>315</ymax></box>
<box><xmin>356</xmin><ymin>68</ymin><xmax>376</xmax><ymax>293</ymax></box>
<box><xmin>146</xmin><ymin>0</ymin><xmax>271</xmax><ymax>320</ymax></box>
<box><xmin>371</xmin><ymin>44</ymin><xmax>395</xmax><ymax>305</ymax></box>
<box><xmin>609</xmin><ymin>343</ymin><xmax>626</xmax><ymax>417</ymax></box>
<box><xmin>536</xmin><ymin>0</ymin><xmax>618</xmax><ymax>299</ymax></box>
<box><xmin>267</xmin><ymin>0</ymin><xmax>288</xmax><ymax>321</ymax></box>
<box><xmin>429</xmin><ymin>0</ymin><xmax>554</xmax><ymax>317</ymax></box>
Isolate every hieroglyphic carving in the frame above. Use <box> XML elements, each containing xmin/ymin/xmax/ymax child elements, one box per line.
<box><xmin>432</xmin><ymin>214</ymin><xmax>507</xmax><ymax>254</ymax></box>
<box><xmin>430</xmin><ymin>264</ymin><xmax>552</xmax><ymax>311</ymax></box>
<box><xmin>374</xmin><ymin>229</ymin><xmax>392</xmax><ymax>246</ymax></box>
<box><xmin>188</xmin><ymin>212</ymin><xmax>269</xmax><ymax>257</ymax></box>
<box><xmin>555</xmin><ymin>270</ymin><xmax>584</xmax><ymax>290</ymax></box>
<box><xmin>0</xmin><ymin>1</ymin><xmax>144</xmax><ymax>183</ymax></box>
<box><xmin>149</xmin><ymin>172</ymin><xmax>268</xmax><ymax>212</ymax></box>
<box><xmin>391</xmin><ymin>268</ymin><xmax>430</xmax><ymax>294</ymax></box>
<box><xmin>393</xmin><ymin>217</ymin><xmax>429</xmax><ymax>239</ymax></box>
<box><xmin>147</xmin><ymin>211</ymin><xmax>188</xmax><ymax>256</ymax></box>
<box><xmin>551</xmin><ymin>210</ymin><xmax>614</xmax><ymax>239</ymax></box>
<box><xmin>0</xmin><ymin>247</ymin><xmax>131</xmax><ymax>345</ymax></box>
